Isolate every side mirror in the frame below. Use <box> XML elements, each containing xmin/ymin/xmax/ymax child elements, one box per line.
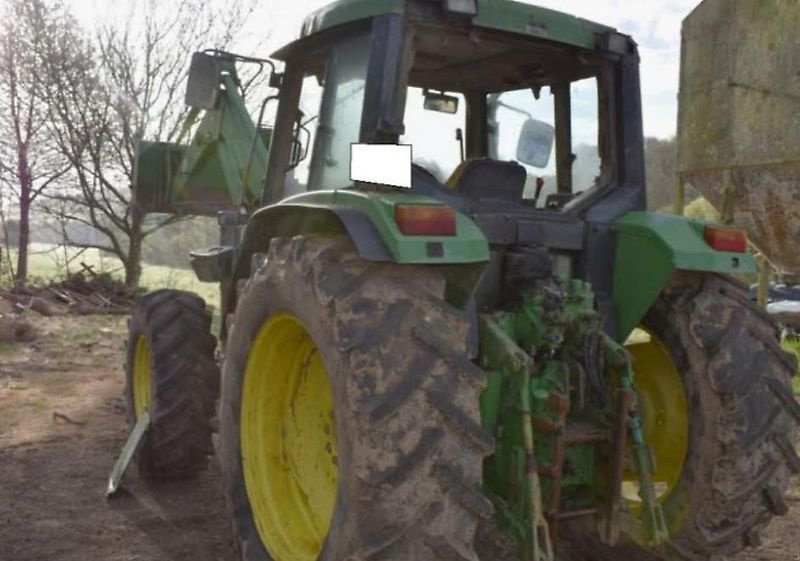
<box><xmin>423</xmin><ymin>90</ymin><xmax>459</xmax><ymax>114</ymax></box>
<box><xmin>516</xmin><ymin>119</ymin><xmax>555</xmax><ymax>168</ymax></box>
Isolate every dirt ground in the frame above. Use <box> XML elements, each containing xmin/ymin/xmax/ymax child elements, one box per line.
<box><xmin>0</xmin><ymin>314</ymin><xmax>798</xmax><ymax>561</ymax></box>
<box><xmin>0</xmin><ymin>314</ymin><xmax>235</xmax><ymax>561</ymax></box>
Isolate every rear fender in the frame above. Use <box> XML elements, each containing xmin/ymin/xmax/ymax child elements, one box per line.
<box><xmin>236</xmin><ymin>189</ymin><xmax>489</xmax><ymax>279</ymax></box>
<box><xmin>613</xmin><ymin>212</ymin><xmax>756</xmax><ymax>340</ymax></box>
<box><xmin>228</xmin><ymin>192</ymin><xmax>488</xmax><ymax>333</ymax></box>
<box><xmin>235</xmin><ymin>204</ymin><xmax>383</xmax><ymax>279</ymax></box>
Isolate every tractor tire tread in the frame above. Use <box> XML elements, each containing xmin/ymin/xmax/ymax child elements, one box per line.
<box><xmin>125</xmin><ymin>289</ymin><xmax>219</xmax><ymax>478</ymax></box>
<box><xmin>648</xmin><ymin>273</ymin><xmax>794</xmax><ymax>560</ymax></box>
<box><xmin>560</xmin><ymin>272</ymin><xmax>797</xmax><ymax>561</ymax></box>
<box><xmin>220</xmin><ymin>235</ymin><xmax>491</xmax><ymax>561</ymax></box>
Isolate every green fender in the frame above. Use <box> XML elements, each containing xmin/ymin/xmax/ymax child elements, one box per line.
<box><xmin>237</xmin><ymin>189</ymin><xmax>489</xmax><ymax>278</ymax></box>
<box><xmin>612</xmin><ymin>211</ymin><xmax>756</xmax><ymax>341</ymax></box>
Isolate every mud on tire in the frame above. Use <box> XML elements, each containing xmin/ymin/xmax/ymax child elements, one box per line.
<box><xmin>124</xmin><ymin>289</ymin><xmax>219</xmax><ymax>478</ymax></box>
<box><xmin>566</xmin><ymin>272</ymin><xmax>799</xmax><ymax>561</ymax></box>
<box><xmin>219</xmin><ymin>236</ymin><xmax>494</xmax><ymax>561</ymax></box>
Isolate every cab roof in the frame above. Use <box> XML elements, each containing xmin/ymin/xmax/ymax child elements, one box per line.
<box><xmin>296</xmin><ymin>0</ymin><xmax>614</xmax><ymax>52</ymax></box>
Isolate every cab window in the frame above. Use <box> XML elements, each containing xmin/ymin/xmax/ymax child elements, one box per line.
<box><xmin>489</xmin><ymin>88</ymin><xmax>556</xmax><ymax>202</ymax></box>
<box><xmin>285</xmin><ymin>75</ymin><xmax>322</xmax><ymax>196</ymax></box>
<box><xmin>488</xmin><ymin>77</ymin><xmax>602</xmax><ymax>209</ymax></box>
<box><xmin>307</xmin><ymin>33</ymin><xmax>370</xmax><ymax>191</ymax></box>
<box><xmin>401</xmin><ymin>87</ymin><xmax>466</xmax><ymax>183</ymax></box>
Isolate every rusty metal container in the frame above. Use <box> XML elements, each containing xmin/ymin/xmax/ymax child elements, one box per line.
<box><xmin>677</xmin><ymin>0</ymin><xmax>800</xmax><ymax>279</ymax></box>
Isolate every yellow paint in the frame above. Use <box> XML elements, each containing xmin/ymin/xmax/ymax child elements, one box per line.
<box><xmin>241</xmin><ymin>314</ymin><xmax>338</xmax><ymax>561</ymax></box>
<box><xmin>446</xmin><ymin>158</ymin><xmax>482</xmax><ymax>189</ymax></box>
<box><xmin>133</xmin><ymin>335</ymin><xmax>152</xmax><ymax>417</ymax></box>
<box><xmin>623</xmin><ymin>328</ymin><xmax>689</xmax><ymax>507</ymax></box>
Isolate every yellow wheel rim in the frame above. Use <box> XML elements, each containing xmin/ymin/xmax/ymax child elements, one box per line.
<box><xmin>623</xmin><ymin>328</ymin><xmax>689</xmax><ymax>507</ymax></box>
<box><xmin>133</xmin><ymin>335</ymin><xmax>152</xmax><ymax>417</ymax></box>
<box><xmin>241</xmin><ymin>314</ymin><xmax>338</xmax><ymax>561</ymax></box>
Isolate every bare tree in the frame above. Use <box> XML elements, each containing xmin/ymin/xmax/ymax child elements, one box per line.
<box><xmin>0</xmin><ymin>0</ymin><xmax>71</xmax><ymax>286</ymax></box>
<box><xmin>40</xmin><ymin>0</ymin><xmax>257</xmax><ymax>288</ymax></box>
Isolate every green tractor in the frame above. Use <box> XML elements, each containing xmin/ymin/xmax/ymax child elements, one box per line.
<box><xmin>123</xmin><ymin>1</ymin><xmax>799</xmax><ymax>560</ymax></box>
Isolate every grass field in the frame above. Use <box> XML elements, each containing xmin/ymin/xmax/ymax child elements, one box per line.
<box><xmin>2</xmin><ymin>243</ymin><xmax>220</xmax><ymax>310</ymax></box>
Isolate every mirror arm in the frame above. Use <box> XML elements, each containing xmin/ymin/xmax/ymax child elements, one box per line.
<box><xmin>496</xmin><ymin>100</ymin><xmax>533</xmax><ymax>120</ymax></box>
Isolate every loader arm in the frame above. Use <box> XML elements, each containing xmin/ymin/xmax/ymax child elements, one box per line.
<box><xmin>132</xmin><ymin>54</ymin><xmax>271</xmax><ymax>216</ymax></box>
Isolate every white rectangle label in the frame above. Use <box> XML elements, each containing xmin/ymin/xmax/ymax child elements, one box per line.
<box><xmin>350</xmin><ymin>143</ymin><xmax>412</xmax><ymax>188</ymax></box>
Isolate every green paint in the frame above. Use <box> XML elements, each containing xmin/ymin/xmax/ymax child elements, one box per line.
<box><xmin>249</xmin><ymin>189</ymin><xmax>490</xmax><ymax>264</ymax></box>
<box><xmin>478</xmin><ymin>278</ymin><xmax>674</xmax><ymax>555</ymax></box>
<box><xmin>178</xmin><ymin>73</ymin><xmax>268</xmax><ymax>206</ymax></box>
<box><xmin>300</xmin><ymin>0</ymin><xmax>405</xmax><ymax>39</ymax></box>
<box><xmin>613</xmin><ymin>212</ymin><xmax>756</xmax><ymax>341</ymax></box>
<box><xmin>133</xmin><ymin>63</ymin><xmax>269</xmax><ymax>215</ymax></box>
<box><xmin>474</xmin><ymin>0</ymin><xmax>612</xmax><ymax>49</ymax></box>
<box><xmin>133</xmin><ymin>141</ymin><xmax>185</xmax><ymax>211</ymax></box>
<box><xmin>480</xmin><ymin>371</ymin><xmax>503</xmax><ymax>435</ymax></box>
<box><xmin>479</xmin><ymin>279</ymin><xmax>614</xmax><ymax>558</ymax></box>
<box><xmin>298</xmin><ymin>0</ymin><xmax>613</xmax><ymax>51</ymax></box>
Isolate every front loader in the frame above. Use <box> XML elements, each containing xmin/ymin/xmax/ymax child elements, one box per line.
<box><xmin>121</xmin><ymin>2</ymin><xmax>799</xmax><ymax>560</ymax></box>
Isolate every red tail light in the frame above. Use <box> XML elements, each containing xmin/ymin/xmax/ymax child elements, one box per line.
<box><xmin>704</xmin><ymin>225</ymin><xmax>747</xmax><ymax>253</ymax></box>
<box><xmin>394</xmin><ymin>205</ymin><xmax>457</xmax><ymax>236</ymax></box>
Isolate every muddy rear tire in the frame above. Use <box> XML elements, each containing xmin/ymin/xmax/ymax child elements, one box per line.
<box><xmin>124</xmin><ymin>289</ymin><xmax>219</xmax><ymax>478</ymax></box>
<box><xmin>219</xmin><ymin>236</ymin><xmax>493</xmax><ymax>561</ymax></box>
<box><xmin>566</xmin><ymin>273</ymin><xmax>799</xmax><ymax>560</ymax></box>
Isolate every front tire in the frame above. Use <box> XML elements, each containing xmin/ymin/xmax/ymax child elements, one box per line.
<box><xmin>219</xmin><ymin>236</ymin><xmax>493</xmax><ymax>561</ymax></box>
<box><xmin>124</xmin><ymin>289</ymin><xmax>219</xmax><ymax>478</ymax></box>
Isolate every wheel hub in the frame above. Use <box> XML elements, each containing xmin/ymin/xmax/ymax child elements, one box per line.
<box><xmin>241</xmin><ymin>314</ymin><xmax>338</xmax><ymax>561</ymax></box>
<box><xmin>623</xmin><ymin>328</ymin><xmax>689</xmax><ymax>506</ymax></box>
<box><xmin>133</xmin><ymin>335</ymin><xmax>152</xmax><ymax>417</ymax></box>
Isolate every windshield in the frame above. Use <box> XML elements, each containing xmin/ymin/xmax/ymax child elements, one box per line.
<box><xmin>400</xmin><ymin>76</ymin><xmax>603</xmax><ymax>208</ymax></box>
<box><xmin>489</xmin><ymin>77</ymin><xmax>601</xmax><ymax>207</ymax></box>
<box><xmin>398</xmin><ymin>23</ymin><xmax>610</xmax><ymax>209</ymax></box>
<box><xmin>280</xmin><ymin>22</ymin><xmax>609</xmax><ymax>204</ymax></box>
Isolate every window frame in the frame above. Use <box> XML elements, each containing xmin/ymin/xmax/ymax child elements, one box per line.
<box><xmin>265</xmin><ymin>15</ymin><xmax>623</xmax><ymax>212</ymax></box>
<box><xmin>393</xmin><ymin>22</ymin><xmax>621</xmax><ymax>214</ymax></box>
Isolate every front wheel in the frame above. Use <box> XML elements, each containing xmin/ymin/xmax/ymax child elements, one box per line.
<box><xmin>219</xmin><ymin>236</ymin><xmax>493</xmax><ymax>561</ymax></box>
<box><xmin>124</xmin><ymin>289</ymin><xmax>219</xmax><ymax>478</ymax></box>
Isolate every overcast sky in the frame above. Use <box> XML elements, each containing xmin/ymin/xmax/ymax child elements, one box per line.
<box><xmin>68</xmin><ymin>0</ymin><xmax>700</xmax><ymax>140</ymax></box>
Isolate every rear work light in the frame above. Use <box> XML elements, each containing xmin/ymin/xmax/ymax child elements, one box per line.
<box><xmin>704</xmin><ymin>225</ymin><xmax>748</xmax><ymax>253</ymax></box>
<box><xmin>394</xmin><ymin>205</ymin><xmax>457</xmax><ymax>236</ymax></box>
<box><xmin>443</xmin><ymin>0</ymin><xmax>478</xmax><ymax>16</ymax></box>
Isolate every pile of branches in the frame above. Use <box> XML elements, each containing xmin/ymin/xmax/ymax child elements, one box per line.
<box><xmin>1</xmin><ymin>264</ymin><xmax>139</xmax><ymax>316</ymax></box>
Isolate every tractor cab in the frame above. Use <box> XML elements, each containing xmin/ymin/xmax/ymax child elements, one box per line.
<box><xmin>134</xmin><ymin>0</ymin><xmax>648</xmax><ymax>333</ymax></box>
<box><xmin>258</xmin><ymin>0</ymin><xmax>644</xmax><ymax>326</ymax></box>
<box><xmin>267</xmin><ymin>0</ymin><xmax>635</xmax><ymax>216</ymax></box>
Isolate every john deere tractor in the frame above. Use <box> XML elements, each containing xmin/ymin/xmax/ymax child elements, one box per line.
<box><xmin>123</xmin><ymin>1</ymin><xmax>799</xmax><ymax>560</ymax></box>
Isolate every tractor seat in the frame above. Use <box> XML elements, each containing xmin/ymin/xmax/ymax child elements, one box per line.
<box><xmin>446</xmin><ymin>158</ymin><xmax>526</xmax><ymax>203</ymax></box>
